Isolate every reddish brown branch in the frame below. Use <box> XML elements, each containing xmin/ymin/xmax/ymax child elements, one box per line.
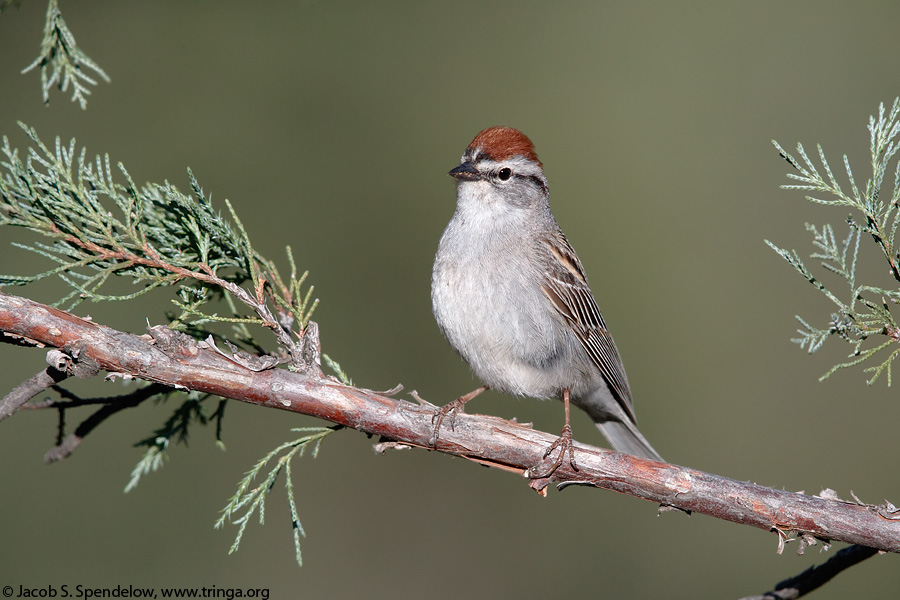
<box><xmin>1</xmin><ymin>290</ymin><xmax>899</xmax><ymax>554</ymax></box>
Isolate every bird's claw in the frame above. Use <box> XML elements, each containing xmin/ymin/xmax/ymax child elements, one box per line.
<box><xmin>530</xmin><ymin>424</ymin><xmax>578</xmax><ymax>479</ymax></box>
<box><xmin>429</xmin><ymin>397</ymin><xmax>467</xmax><ymax>447</ymax></box>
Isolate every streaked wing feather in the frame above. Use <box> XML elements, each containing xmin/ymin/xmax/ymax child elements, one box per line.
<box><xmin>539</xmin><ymin>234</ymin><xmax>637</xmax><ymax>422</ymax></box>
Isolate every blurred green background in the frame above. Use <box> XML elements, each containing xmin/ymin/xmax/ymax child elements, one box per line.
<box><xmin>1</xmin><ymin>1</ymin><xmax>898</xmax><ymax>598</ymax></box>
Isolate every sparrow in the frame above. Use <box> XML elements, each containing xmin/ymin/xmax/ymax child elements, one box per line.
<box><xmin>431</xmin><ymin>126</ymin><xmax>663</xmax><ymax>474</ymax></box>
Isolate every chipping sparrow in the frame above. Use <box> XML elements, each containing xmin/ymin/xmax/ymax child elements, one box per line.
<box><xmin>431</xmin><ymin>126</ymin><xmax>663</xmax><ymax>472</ymax></box>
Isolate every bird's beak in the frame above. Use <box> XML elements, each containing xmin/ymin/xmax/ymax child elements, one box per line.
<box><xmin>448</xmin><ymin>161</ymin><xmax>479</xmax><ymax>181</ymax></box>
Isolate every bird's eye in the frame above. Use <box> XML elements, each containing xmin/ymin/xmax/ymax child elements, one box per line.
<box><xmin>497</xmin><ymin>167</ymin><xmax>512</xmax><ymax>181</ymax></box>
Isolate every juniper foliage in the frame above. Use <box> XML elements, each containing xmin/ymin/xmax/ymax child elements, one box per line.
<box><xmin>768</xmin><ymin>98</ymin><xmax>900</xmax><ymax>384</ymax></box>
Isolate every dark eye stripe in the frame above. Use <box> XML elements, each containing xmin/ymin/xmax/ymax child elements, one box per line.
<box><xmin>526</xmin><ymin>174</ymin><xmax>548</xmax><ymax>193</ymax></box>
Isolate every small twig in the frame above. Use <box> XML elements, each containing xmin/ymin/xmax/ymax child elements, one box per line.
<box><xmin>25</xmin><ymin>391</ymin><xmax>134</xmax><ymax>410</ymax></box>
<box><xmin>44</xmin><ymin>402</ymin><xmax>133</xmax><ymax>463</ymax></box>
<box><xmin>46</xmin><ymin>381</ymin><xmax>171</xmax><ymax>409</ymax></box>
<box><xmin>42</xmin><ymin>382</ymin><xmax>169</xmax><ymax>463</ymax></box>
<box><xmin>0</xmin><ymin>366</ymin><xmax>68</xmax><ymax>422</ymax></box>
<box><xmin>62</xmin><ymin>234</ymin><xmax>303</xmax><ymax>368</ymax></box>
<box><xmin>739</xmin><ymin>544</ymin><xmax>880</xmax><ymax>600</ymax></box>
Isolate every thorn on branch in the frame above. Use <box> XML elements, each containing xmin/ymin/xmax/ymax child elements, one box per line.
<box><xmin>877</xmin><ymin>499</ymin><xmax>900</xmax><ymax>520</ymax></box>
<box><xmin>358</xmin><ymin>383</ymin><xmax>404</xmax><ymax>397</ymax></box>
<box><xmin>372</xmin><ymin>383</ymin><xmax>404</xmax><ymax>397</ymax></box>
<box><xmin>408</xmin><ymin>390</ymin><xmax>436</xmax><ymax>408</ymax></box>
<box><xmin>773</xmin><ymin>526</ymin><xmax>792</xmax><ymax>555</ymax></box>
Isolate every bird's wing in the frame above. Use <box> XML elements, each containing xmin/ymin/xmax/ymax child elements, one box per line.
<box><xmin>538</xmin><ymin>230</ymin><xmax>637</xmax><ymax>423</ymax></box>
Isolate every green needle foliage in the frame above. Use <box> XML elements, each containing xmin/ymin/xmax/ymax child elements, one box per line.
<box><xmin>19</xmin><ymin>0</ymin><xmax>111</xmax><ymax>109</ymax></box>
<box><xmin>215</xmin><ymin>426</ymin><xmax>337</xmax><ymax>567</ymax></box>
<box><xmin>125</xmin><ymin>393</ymin><xmax>227</xmax><ymax>494</ymax></box>
<box><xmin>0</xmin><ymin>123</ymin><xmax>340</xmax><ymax>566</ymax></box>
<box><xmin>768</xmin><ymin>97</ymin><xmax>900</xmax><ymax>385</ymax></box>
<box><xmin>0</xmin><ymin>123</ymin><xmax>318</xmax><ymax>347</ymax></box>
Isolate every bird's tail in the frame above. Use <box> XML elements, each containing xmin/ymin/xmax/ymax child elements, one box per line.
<box><xmin>595</xmin><ymin>419</ymin><xmax>664</xmax><ymax>462</ymax></box>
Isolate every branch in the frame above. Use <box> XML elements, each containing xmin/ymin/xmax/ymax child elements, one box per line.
<box><xmin>40</xmin><ymin>382</ymin><xmax>170</xmax><ymax>463</ymax></box>
<box><xmin>1</xmin><ymin>290</ymin><xmax>899</xmax><ymax>555</ymax></box>
<box><xmin>0</xmin><ymin>364</ymin><xmax>67</xmax><ymax>420</ymax></box>
<box><xmin>0</xmin><ymin>344</ymin><xmax>101</xmax><ymax>420</ymax></box>
<box><xmin>739</xmin><ymin>544</ymin><xmax>880</xmax><ymax>599</ymax></box>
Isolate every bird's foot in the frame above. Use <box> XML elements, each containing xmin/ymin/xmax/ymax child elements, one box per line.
<box><xmin>530</xmin><ymin>423</ymin><xmax>578</xmax><ymax>478</ymax></box>
<box><xmin>430</xmin><ymin>397</ymin><xmax>467</xmax><ymax>446</ymax></box>
<box><xmin>429</xmin><ymin>385</ymin><xmax>489</xmax><ymax>448</ymax></box>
